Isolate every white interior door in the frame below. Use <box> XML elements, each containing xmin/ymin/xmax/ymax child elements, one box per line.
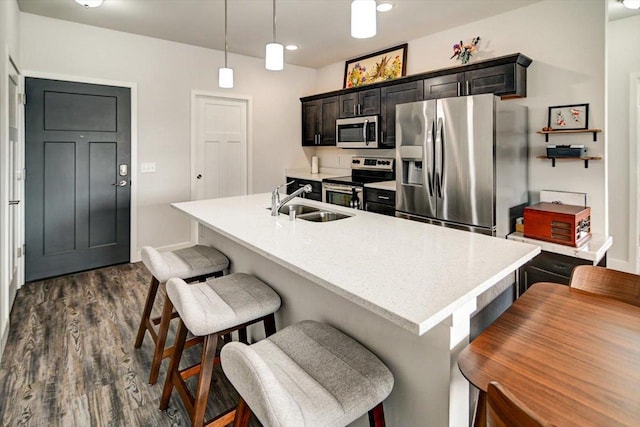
<box><xmin>193</xmin><ymin>95</ymin><xmax>248</xmax><ymax>200</ymax></box>
<box><xmin>8</xmin><ymin>63</ymin><xmax>22</xmax><ymax>304</ymax></box>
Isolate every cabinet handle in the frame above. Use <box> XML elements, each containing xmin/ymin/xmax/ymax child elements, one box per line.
<box><xmin>457</xmin><ymin>81</ymin><xmax>461</xmax><ymax>96</ymax></box>
<box><xmin>353</xmin><ymin>105</ymin><xmax>357</xmax><ymax>115</ymax></box>
<box><xmin>466</xmin><ymin>80</ymin><xmax>470</xmax><ymax>95</ymax></box>
<box><xmin>381</xmin><ymin>130</ymin><xmax>384</xmax><ymax>142</ymax></box>
<box><xmin>378</xmin><ymin>195</ymin><xmax>390</xmax><ymax>200</ymax></box>
<box><xmin>358</xmin><ymin>104</ymin><xmax>362</xmax><ymax>115</ymax></box>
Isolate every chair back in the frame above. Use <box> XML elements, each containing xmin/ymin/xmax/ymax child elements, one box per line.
<box><xmin>487</xmin><ymin>382</ymin><xmax>552</xmax><ymax>427</ymax></box>
<box><xmin>570</xmin><ymin>265</ymin><xmax>640</xmax><ymax>307</ymax></box>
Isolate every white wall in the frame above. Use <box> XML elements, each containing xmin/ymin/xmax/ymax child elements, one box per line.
<box><xmin>19</xmin><ymin>13</ymin><xmax>316</xmax><ymax>254</ymax></box>
<box><xmin>607</xmin><ymin>14</ymin><xmax>640</xmax><ymax>272</ymax></box>
<box><xmin>0</xmin><ymin>0</ymin><xmax>21</xmax><ymax>362</ymax></box>
<box><xmin>313</xmin><ymin>0</ymin><xmax>608</xmax><ymax>238</ymax></box>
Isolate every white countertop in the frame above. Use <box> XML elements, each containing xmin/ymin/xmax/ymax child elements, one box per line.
<box><xmin>507</xmin><ymin>232</ymin><xmax>612</xmax><ymax>264</ymax></box>
<box><xmin>285</xmin><ymin>168</ymin><xmax>346</xmax><ymax>182</ymax></box>
<box><xmin>364</xmin><ymin>180</ymin><xmax>396</xmax><ymax>191</ymax></box>
<box><xmin>172</xmin><ymin>195</ymin><xmax>540</xmax><ymax>335</ymax></box>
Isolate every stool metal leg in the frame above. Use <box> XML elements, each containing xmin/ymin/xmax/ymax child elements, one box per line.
<box><xmin>159</xmin><ymin>315</ymin><xmax>188</xmax><ymax>411</ymax></box>
<box><xmin>135</xmin><ymin>276</ymin><xmax>160</xmax><ymax>348</ymax></box>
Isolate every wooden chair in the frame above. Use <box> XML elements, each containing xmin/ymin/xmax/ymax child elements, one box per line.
<box><xmin>487</xmin><ymin>382</ymin><xmax>553</xmax><ymax>427</ymax></box>
<box><xmin>570</xmin><ymin>265</ymin><xmax>640</xmax><ymax>307</ymax></box>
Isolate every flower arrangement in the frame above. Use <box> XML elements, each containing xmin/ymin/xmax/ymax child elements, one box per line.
<box><xmin>450</xmin><ymin>36</ymin><xmax>480</xmax><ymax>65</ymax></box>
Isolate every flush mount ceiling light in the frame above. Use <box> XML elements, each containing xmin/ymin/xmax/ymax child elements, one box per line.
<box><xmin>75</xmin><ymin>0</ymin><xmax>103</xmax><ymax>7</ymax></box>
<box><xmin>351</xmin><ymin>0</ymin><xmax>377</xmax><ymax>39</ymax></box>
<box><xmin>621</xmin><ymin>0</ymin><xmax>640</xmax><ymax>9</ymax></box>
<box><xmin>376</xmin><ymin>2</ymin><xmax>394</xmax><ymax>12</ymax></box>
<box><xmin>218</xmin><ymin>0</ymin><xmax>233</xmax><ymax>88</ymax></box>
<box><xmin>265</xmin><ymin>0</ymin><xmax>284</xmax><ymax>71</ymax></box>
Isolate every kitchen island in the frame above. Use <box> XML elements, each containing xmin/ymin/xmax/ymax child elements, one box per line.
<box><xmin>172</xmin><ymin>194</ymin><xmax>540</xmax><ymax>427</ymax></box>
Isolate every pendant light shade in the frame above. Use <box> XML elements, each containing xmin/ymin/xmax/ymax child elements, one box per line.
<box><xmin>218</xmin><ymin>0</ymin><xmax>234</xmax><ymax>88</ymax></box>
<box><xmin>219</xmin><ymin>68</ymin><xmax>234</xmax><ymax>88</ymax></box>
<box><xmin>265</xmin><ymin>43</ymin><xmax>284</xmax><ymax>71</ymax></box>
<box><xmin>622</xmin><ymin>0</ymin><xmax>640</xmax><ymax>9</ymax></box>
<box><xmin>351</xmin><ymin>0</ymin><xmax>376</xmax><ymax>39</ymax></box>
<box><xmin>265</xmin><ymin>0</ymin><xmax>284</xmax><ymax>71</ymax></box>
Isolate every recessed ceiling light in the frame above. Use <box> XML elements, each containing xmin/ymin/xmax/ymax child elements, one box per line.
<box><xmin>376</xmin><ymin>2</ymin><xmax>394</xmax><ymax>12</ymax></box>
<box><xmin>621</xmin><ymin>0</ymin><xmax>640</xmax><ymax>9</ymax></box>
<box><xmin>75</xmin><ymin>0</ymin><xmax>103</xmax><ymax>7</ymax></box>
<box><xmin>285</xmin><ymin>44</ymin><xmax>299</xmax><ymax>51</ymax></box>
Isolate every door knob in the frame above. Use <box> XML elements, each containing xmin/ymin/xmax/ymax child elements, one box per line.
<box><xmin>9</xmin><ymin>200</ymin><xmax>20</xmax><ymax>205</ymax></box>
<box><xmin>113</xmin><ymin>180</ymin><xmax>127</xmax><ymax>187</ymax></box>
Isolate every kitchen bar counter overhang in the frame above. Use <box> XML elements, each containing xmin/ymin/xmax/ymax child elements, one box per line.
<box><xmin>171</xmin><ymin>194</ymin><xmax>540</xmax><ymax>426</ymax></box>
<box><xmin>172</xmin><ymin>194</ymin><xmax>539</xmax><ymax>336</ymax></box>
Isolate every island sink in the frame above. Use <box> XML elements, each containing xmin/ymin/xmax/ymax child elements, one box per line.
<box><xmin>275</xmin><ymin>204</ymin><xmax>351</xmax><ymax>222</ymax></box>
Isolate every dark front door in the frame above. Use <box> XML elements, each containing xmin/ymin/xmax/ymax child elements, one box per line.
<box><xmin>25</xmin><ymin>78</ymin><xmax>131</xmax><ymax>281</ymax></box>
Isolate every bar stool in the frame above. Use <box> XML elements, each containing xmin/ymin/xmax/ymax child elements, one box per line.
<box><xmin>135</xmin><ymin>245</ymin><xmax>229</xmax><ymax>384</ymax></box>
<box><xmin>221</xmin><ymin>320</ymin><xmax>394</xmax><ymax>427</ymax></box>
<box><xmin>159</xmin><ymin>273</ymin><xmax>281</xmax><ymax>427</ymax></box>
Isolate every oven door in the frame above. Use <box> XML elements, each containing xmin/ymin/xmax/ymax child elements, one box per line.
<box><xmin>322</xmin><ymin>183</ymin><xmax>364</xmax><ymax>210</ymax></box>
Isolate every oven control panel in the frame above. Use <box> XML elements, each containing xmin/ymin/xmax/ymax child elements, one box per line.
<box><xmin>351</xmin><ymin>156</ymin><xmax>394</xmax><ymax>171</ymax></box>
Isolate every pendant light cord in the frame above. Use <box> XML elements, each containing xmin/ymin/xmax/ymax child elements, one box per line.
<box><xmin>272</xmin><ymin>0</ymin><xmax>277</xmax><ymax>42</ymax></box>
<box><xmin>224</xmin><ymin>0</ymin><xmax>228</xmax><ymax>67</ymax></box>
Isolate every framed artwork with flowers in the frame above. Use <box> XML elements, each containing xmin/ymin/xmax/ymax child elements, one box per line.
<box><xmin>343</xmin><ymin>43</ymin><xmax>408</xmax><ymax>89</ymax></box>
<box><xmin>547</xmin><ymin>103</ymin><xmax>589</xmax><ymax>130</ymax></box>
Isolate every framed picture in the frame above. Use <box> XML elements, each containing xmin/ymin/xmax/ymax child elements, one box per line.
<box><xmin>547</xmin><ymin>104</ymin><xmax>589</xmax><ymax>130</ymax></box>
<box><xmin>343</xmin><ymin>43</ymin><xmax>408</xmax><ymax>89</ymax></box>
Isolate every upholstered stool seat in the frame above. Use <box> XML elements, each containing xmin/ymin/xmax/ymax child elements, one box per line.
<box><xmin>221</xmin><ymin>320</ymin><xmax>394</xmax><ymax>427</ymax></box>
<box><xmin>159</xmin><ymin>273</ymin><xmax>281</xmax><ymax>427</ymax></box>
<box><xmin>135</xmin><ymin>245</ymin><xmax>230</xmax><ymax>384</ymax></box>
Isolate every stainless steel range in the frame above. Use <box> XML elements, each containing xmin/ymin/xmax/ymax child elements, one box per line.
<box><xmin>322</xmin><ymin>157</ymin><xmax>394</xmax><ymax>210</ymax></box>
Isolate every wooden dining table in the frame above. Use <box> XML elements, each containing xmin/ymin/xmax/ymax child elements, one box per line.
<box><xmin>458</xmin><ymin>282</ymin><xmax>640</xmax><ymax>427</ymax></box>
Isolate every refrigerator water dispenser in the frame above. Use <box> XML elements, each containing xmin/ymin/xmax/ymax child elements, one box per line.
<box><xmin>403</xmin><ymin>160</ymin><xmax>423</xmax><ymax>186</ymax></box>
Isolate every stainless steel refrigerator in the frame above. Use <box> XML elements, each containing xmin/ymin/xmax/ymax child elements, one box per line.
<box><xmin>395</xmin><ymin>94</ymin><xmax>528</xmax><ymax>237</ymax></box>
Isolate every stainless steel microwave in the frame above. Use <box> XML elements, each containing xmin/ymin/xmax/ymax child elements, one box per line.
<box><xmin>336</xmin><ymin>115</ymin><xmax>379</xmax><ymax>148</ymax></box>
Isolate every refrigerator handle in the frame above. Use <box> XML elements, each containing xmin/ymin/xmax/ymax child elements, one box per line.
<box><xmin>426</xmin><ymin>119</ymin><xmax>435</xmax><ymax>197</ymax></box>
<box><xmin>435</xmin><ymin>117</ymin><xmax>444</xmax><ymax>198</ymax></box>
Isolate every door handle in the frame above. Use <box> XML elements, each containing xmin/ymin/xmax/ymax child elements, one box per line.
<box><xmin>9</xmin><ymin>200</ymin><xmax>20</xmax><ymax>205</ymax></box>
<box><xmin>113</xmin><ymin>180</ymin><xmax>127</xmax><ymax>187</ymax></box>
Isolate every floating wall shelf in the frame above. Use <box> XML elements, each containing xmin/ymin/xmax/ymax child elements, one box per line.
<box><xmin>536</xmin><ymin>129</ymin><xmax>602</xmax><ymax>142</ymax></box>
<box><xmin>536</xmin><ymin>156</ymin><xmax>602</xmax><ymax>168</ymax></box>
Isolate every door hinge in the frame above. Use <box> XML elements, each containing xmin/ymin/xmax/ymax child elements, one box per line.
<box><xmin>18</xmin><ymin>93</ymin><xmax>26</xmax><ymax>105</ymax></box>
<box><xmin>22</xmin><ymin>244</ymin><xmax>25</xmax><ymax>256</ymax></box>
<box><xmin>17</xmin><ymin>247</ymin><xmax>22</xmax><ymax>258</ymax></box>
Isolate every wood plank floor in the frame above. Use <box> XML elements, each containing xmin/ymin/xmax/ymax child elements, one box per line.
<box><xmin>0</xmin><ymin>262</ymin><xmax>259</xmax><ymax>427</ymax></box>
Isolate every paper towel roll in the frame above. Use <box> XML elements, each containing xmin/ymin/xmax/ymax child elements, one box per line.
<box><xmin>311</xmin><ymin>156</ymin><xmax>319</xmax><ymax>174</ymax></box>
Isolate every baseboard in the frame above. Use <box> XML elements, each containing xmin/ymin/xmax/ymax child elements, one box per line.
<box><xmin>132</xmin><ymin>241</ymin><xmax>195</xmax><ymax>263</ymax></box>
<box><xmin>606</xmin><ymin>258</ymin><xmax>637</xmax><ymax>274</ymax></box>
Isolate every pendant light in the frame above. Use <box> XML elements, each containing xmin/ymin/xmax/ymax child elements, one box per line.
<box><xmin>265</xmin><ymin>0</ymin><xmax>284</xmax><ymax>71</ymax></box>
<box><xmin>218</xmin><ymin>0</ymin><xmax>234</xmax><ymax>88</ymax></box>
<box><xmin>622</xmin><ymin>0</ymin><xmax>640</xmax><ymax>9</ymax></box>
<box><xmin>351</xmin><ymin>0</ymin><xmax>376</xmax><ymax>39</ymax></box>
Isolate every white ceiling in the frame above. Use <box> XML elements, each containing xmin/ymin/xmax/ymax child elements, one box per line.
<box><xmin>17</xmin><ymin>0</ymin><xmax>640</xmax><ymax>69</ymax></box>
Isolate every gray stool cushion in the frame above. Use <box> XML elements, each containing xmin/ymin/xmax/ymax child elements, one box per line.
<box><xmin>141</xmin><ymin>245</ymin><xmax>229</xmax><ymax>282</ymax></box>
<box><xmin>166</xmin><ymin>273</ymin><xmax>281</xmax><ymax>336</ymax></box>
<box><xmin>221</xmin><ymin>320</ymin><xmax>394</xmax><ymax>427</ymax></box>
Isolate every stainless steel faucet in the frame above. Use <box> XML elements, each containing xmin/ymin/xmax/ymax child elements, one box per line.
<box><xmin>271</xmin><ymin>181</ymin><xmax>312</xmax><ymax>216</ymax></box>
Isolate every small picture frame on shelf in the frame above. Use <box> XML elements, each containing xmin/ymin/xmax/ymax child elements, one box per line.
<box><xmin>547</xmin><ymin>103</ymin><xmax>589</xmax><ymax>130</ymax></box>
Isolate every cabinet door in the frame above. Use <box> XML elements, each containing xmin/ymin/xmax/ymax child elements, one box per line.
<box><xmin>338</xmin><ymin>92</ymin><xmax>359</xmax><ymax>118</ymax></box>
<box><xmin>359</xmin><ymin>88</ymin><xmax>381</xmax><ymax>115</ymax></box>
<box><xmin>301</xmin><ymin>100</ymin><xmax>319</xmax><ymax>146</ymax></box>
<box><xmin>465</xmin><ymin>64</ymin><xmax>516</xmax><ymax>96</ymax></box>
<box><xmin>380</xmin><ymin>81</ymin><xmax>423</xmax><ymax>147</ymax></box>
<box><xmin>423</xmin><ymin>73</ymin><xmax>464</xmax><ymax>100</ymax></box>
<box><xmin>319</xmin><ymin>96</ymin><xmax>338</xmax><ymax>146</ymax></box>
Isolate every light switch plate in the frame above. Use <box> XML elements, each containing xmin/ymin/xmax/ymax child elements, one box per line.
<box><xmin>141</xmin><ymin>162</ymin><xmax>156</xmax><ymax>173</ymax></box>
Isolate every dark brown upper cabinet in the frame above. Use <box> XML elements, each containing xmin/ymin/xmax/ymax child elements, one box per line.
<box><xmin>380</xmin><ymin>81</ymin><xmax>424</xmax><ymax>148</ymax></box>
<box><xmin>302</xmin><ymin>96</ymin><xmax>338</xmax><ymax>146</ymax></box>
<box><xmin>339</xmin><ymin>88</ymin><xmax>381</xmax><ymax>118</ymax></box>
